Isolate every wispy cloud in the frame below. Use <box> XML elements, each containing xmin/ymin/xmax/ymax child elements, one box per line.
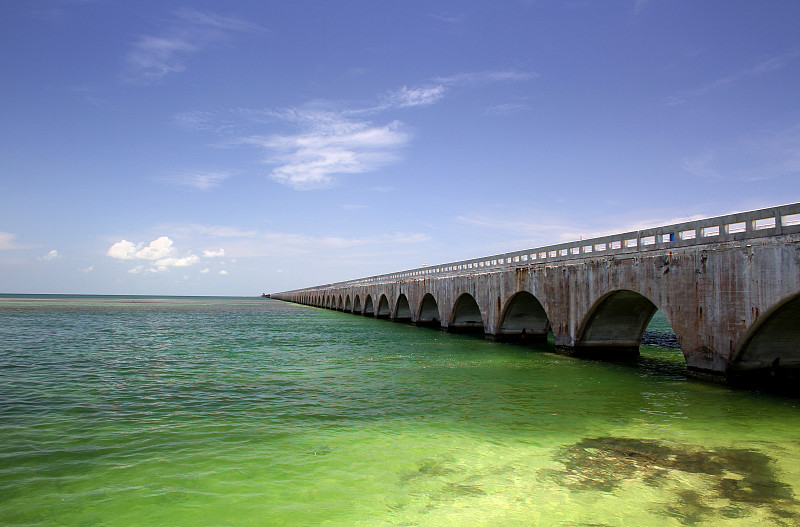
<box><xmin>381</xmin><ymin>69</ymin><xmax>535</xmax><ymax>110</ymax></box>
<box><xmin>239</xmin><ymin>111</ymin><xmax>409</xmax><ymax>190</ymax></box>
<box><xmin>455</xmin><ymin>209</ymin><xmax>714</xmax><ymax>253</ymax></box>
<box><xmin>0</xmin><ymin>232</ymin><xmax>24</xmax><ymax>250</ymax></box>
<box><xmin>666</xmin><ymin>48</ymin><xmax>800</xmax><ymax>105</ymax></box>
<box><xmin>682</xmin><ymin>124</ymin><xmax>800</xmax><ymax>182</ymax></box>
<box><xmin>168</xmin><ymin>224</ymin><xmax>260</xmax><ymax>238</ymax></box>
<box><xmin>178</xmin><ymin>68</ymin><xmax>535</xmax><ymax>190</ymax></box>
<box><xmin>429</xmin><ymin>12</ymin><xmax>465</xmax><ymax>24</ymax></box>
<box><xmin>435</xmin><ymin>70</ymin><xmax>537</xmax><ymax>86</ymax></box>
<box><xmin>457</xmin><ymin>215</ymin><xmax>581</xmax><ymax>245</ymax></box>
<box><xmin>483</xmin><ymin>102</ymin><xmax>529</xmax><ymax>116</ymax></box>
<box><xmin>260</xmin><ymin>231</ymin><xmax>431</xmax><ymax>254</ymax></box>
<box><xmin>160</xmin><ymin>171</ymin><xmax>232</xmax><ymax>190</ymax></box>
<box><xmin>387</xmin><ymin>85</ymin><xmax>447</xmax><ymax>108</ymax></box>
<box><xmin>124</xmin><ymin>8</ymin><xmax>262</xmax><ymax>83</ymax></box>
<box><xmin>187</xmin><ymin>227</ymin><xmax>431</xmax><ymax>260</ymax></box>
<box><xmin>257</xmin><ymin>70</ymin><xmax>534</xmax><ymax>189</ymax></box>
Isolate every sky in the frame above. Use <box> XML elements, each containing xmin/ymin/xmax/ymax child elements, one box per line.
<box><xmin>2</xmin><ymin>1</ymin><xmax>800</xmax><ymax>296</ymax></box>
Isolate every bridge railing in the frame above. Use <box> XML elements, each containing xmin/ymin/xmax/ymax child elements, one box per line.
<box><xmin>277</xmin><ymin>202</ymin><xmax>800</xmax><ymax>295</ymax></box>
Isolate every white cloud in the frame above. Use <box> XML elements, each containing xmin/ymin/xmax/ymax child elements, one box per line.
<box><xmin>135</xmin><ymin>236</ymin><xmax>175</xmax><ymax>260</ymax></box>
<box><xmin>203</xmin><ymin>248</ymin><xmax>225</xmax><ymax>257</ymax></box>
<box><xmin>107</xmin><ymin>236</ymin><xmax>200</xmax><ymax>273</ymax></box>
<box><xmin>200</xmin><ymin>268</ymin><xmax>210</xmax><ymax>273</ymax></box>
<box><xmin>107</xmin><ymin>240</ymin><xmax>137</xmax><ymax>259</ymax></box>
<box><xmin>0</xmin><ymin>232</ymin><xmax>23</xmax><ymax>250</ymax></box>
<box><xmin>219</xmin><ymin>269</ymin><xmax>229</xmax><ymax>275</ymax></box>
<box><xmin>83</xmin><ymin>265</ymin><xmax>94</xmax><ymax>273</ymax></box>
<box><xmin>153</xmin><ymin>254</ymin><xmax>200</xmax><ymax>270</ymax></box>
<box><xmin>124</xmin><ymin>9</ymin><xmax>262</xmax><ymax>83</ymax></box>
<box><xmin>244</xmin><ymin>114</ymin><xmax>409</xmax><ymax>190</ymax></box>
<box><xmin>40</xmin><ymin>250</ymin><xmax>60</xmax><ymax>261</ymax></box>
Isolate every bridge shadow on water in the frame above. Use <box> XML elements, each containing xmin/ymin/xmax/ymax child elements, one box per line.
<box><xmin>369</xmin><ymin>308</ymin><xmax>800</xmax><ymax>398</ymax></box>
<box><xmin>499</xmin><ymin>328</ymin><xmax>800</xmax><ymax>399</ymax></box>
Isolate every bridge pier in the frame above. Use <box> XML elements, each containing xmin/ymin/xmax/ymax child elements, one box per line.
<box><xmin>272</xmin><ymin>204</ymin><xmax>800</xmax><ymax>389</ymax></box>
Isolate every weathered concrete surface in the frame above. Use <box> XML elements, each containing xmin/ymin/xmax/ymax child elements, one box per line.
<box><xmin>272</xmin><ymin>204</ymin><xmax>800</xmax><ymax>385</ymax></box>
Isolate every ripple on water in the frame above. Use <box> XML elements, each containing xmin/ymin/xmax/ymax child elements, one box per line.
<box><xmin>2</xmin><ymin>297</ymin><xmax>800</xmax><ymax>526</ymax></box>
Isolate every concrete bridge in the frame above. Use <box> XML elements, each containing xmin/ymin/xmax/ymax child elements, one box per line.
<box><xmin>272</xmin><ymin>203</ymin><xmax>800</xmax><ymax>385</ymax></box>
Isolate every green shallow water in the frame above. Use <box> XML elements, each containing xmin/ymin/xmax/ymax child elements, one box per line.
<box><xmin>1</xmin><ymin>296</ymin><xmax>799</xmax><ymax>526</ymax></box>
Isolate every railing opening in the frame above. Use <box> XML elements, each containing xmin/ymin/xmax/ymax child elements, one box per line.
<box><xmin>726</xmin><ymin>222</ymin><xmax>746</xmax><ymax>234</ymax></box>
<box><xmin>753</xmin><ymin>217</ymin><xmax>776</xmax><ymax>230</ymax></box>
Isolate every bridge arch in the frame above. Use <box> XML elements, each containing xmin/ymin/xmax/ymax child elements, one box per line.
<box><xmin>336</xmin><ymin>295</ymin><xmax>343</xmax><ymax>310</ymax></box>
<box><xmin>497</xmin><ymin>291</ymin><xmax>550</xmax><ymax>343</ymax></box>
<box><xmin>353</xmin><ymin>295</ymin><xmax>362</xmax><ymax>314</ymax></box>
<box><xmin>394</xmin><ymin>294</ymin><xmax>412</xmax><ymax>321</ymax></box>
<box><xmin>377</xmin><ymin>294</ymin><xmax>391</xmax><ymax>318</ymax></box>
<box><xmin>449</xmin><ymin>293</ymin><xmax>485</xmax><ymax>334</ymax></box>
<box><xmin>730</xmin><ymin>292</ymin><xmax>800</xmax><ymax>381</ymax></box>
<box><xmin>363</xmin><ymin>294</ymin><xmax>374</xmax><ymax>316</ymax></box>
<box><xmin>416</xmin><ymin>293</ymin><xmax>441</xmax><ymax>328</ymax></box>
<box><xmin>345</xmin><ymin>295</ymin><xmax>352</xmax><ymax>312</ymax></box>
<box><xmin>575</xmin><ymin>289</ymin><xmax>659</xmax><ymax>357</ymax></box>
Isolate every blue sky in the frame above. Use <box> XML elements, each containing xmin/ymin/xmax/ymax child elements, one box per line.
<box><xmin>2</xmin><ymin>1</ymin><xmax>799</xmax><ymax>296</ymax></box>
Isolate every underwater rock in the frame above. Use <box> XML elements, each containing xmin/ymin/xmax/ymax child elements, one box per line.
<box><xmin>546</xmin><ymin>436</ymin><xmax>800</xmax><ymax>524</ymax></box>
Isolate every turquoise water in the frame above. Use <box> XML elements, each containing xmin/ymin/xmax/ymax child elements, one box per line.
<box><xmin>1</xmin><ymin>296</ymin><xmax>799</xmax><ymax>526</ymax></box>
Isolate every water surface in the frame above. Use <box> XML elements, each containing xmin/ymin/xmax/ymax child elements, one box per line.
<box><xmin>1</xmin><ymin>296</ymin><xmax>798</xmax><ymax>525</ymax></box>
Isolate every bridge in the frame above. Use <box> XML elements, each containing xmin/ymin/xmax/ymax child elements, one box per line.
<box><xmin>271</xmin><ymin>203</ymin><xmax>800</xmax><ymax>386</ymax></box>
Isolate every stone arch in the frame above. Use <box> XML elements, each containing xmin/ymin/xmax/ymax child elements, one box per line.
<box><xmin>449</xmin><ymin>293</ymin><xmax>485</xmax><ymax>333</ymax></box>
<box><xmin>345</xmin><ymin>295</ymin><xmax>352</xmax><ymax>312</ymax></box>
<box><xmin>416</xmin><ymin>293</ymin><xmax>441</xmax><ymax>328</ymax></box>
<box><xmin>394</xmin><ymin>294</ymin><xmax>412</xmax><ymax>321</ymax></box>
<box><xmin>337</xmin><ymin>295</ymin><xmax>344</xmax><ymax>310</ymax></box>
<box><xmin>575</xmin><ymin>289</ymin><xmax>659</xmax><ymax>357</ymax></box>
<box><xmin>363</xmin><ymin>295</ymin><xmax>374</xmax><ymax>316</ymax></box>
<box><xmin>377</xmin><ymin>294</ymin><xmax>391</xmax><ymax>318</ymax></box>
<box><xmin>496</xmin><ymin>291</ymin><xmax>550</xmax><ymax>343</ymax></box>
<box><xmin>353</xmin><ymin>294</ymin><xmax>362</xmax><ymax>314</ymax></box>
<box><xmin>729</xmin><ymin>292</ymin><xmax>800</xmax><ymax>382</ymax></box>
